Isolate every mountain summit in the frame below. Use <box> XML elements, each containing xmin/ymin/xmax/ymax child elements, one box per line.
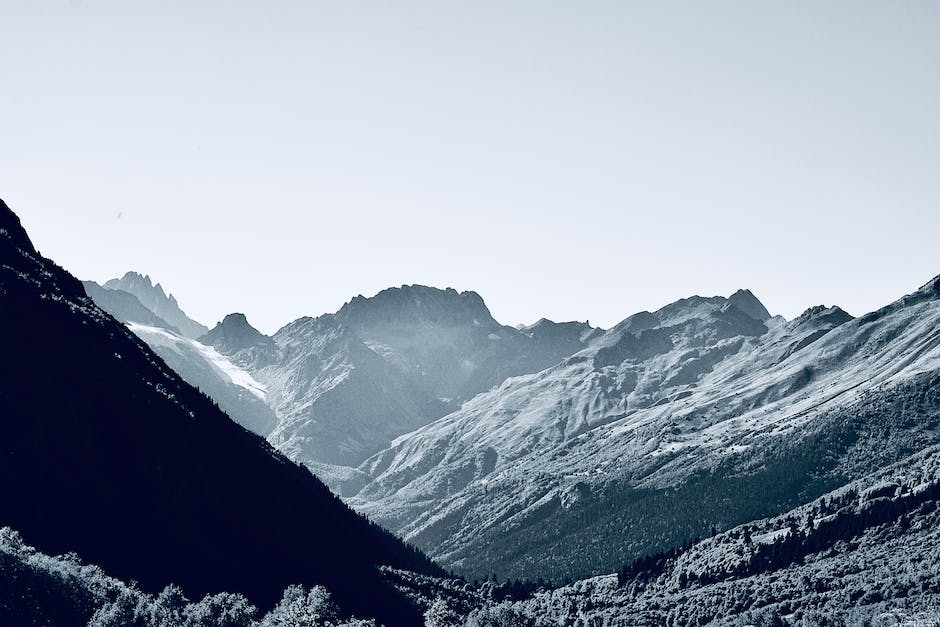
<box><xmin>728</xmin><ymin>288</ymin><xmax>772</xmax><ymax>321</ymax></box>
<box><xmin>335</xmin><ymin>284</ymin><xmax>496</xmax><ymax>329</ymax></box>
<box><xmin>201</xmin><ymin>313</ymin><xmax>274</xmax><ymax>356</ymax></box>
<box><xmin>103</xmin><ymin>271</ymin><xmax>208</xmax><ymax>339</ymax></box>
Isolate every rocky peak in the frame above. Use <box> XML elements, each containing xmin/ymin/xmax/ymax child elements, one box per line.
<box><xmin>792</xmin><ymin>305</ymin><xmax>854</xmax><ymax>329</ymax></box>
<box><xmin>335</xmin><ymin>284</ymin><xmax>496</xmax><ymax>329</ymax></box>
<box><xmin>103</xmin><ymin>271</ymin><xmax>208</xmax><ymax>339</ymax></box>
<box><xmin>201</xmin><ymin>313</ymin><xmax>273</xmax><ymax>355</ymax></box>
<box><xmin>728</xmin><ymin>288</ymin><xmax>772</xmax><ymax>322</ymax></box>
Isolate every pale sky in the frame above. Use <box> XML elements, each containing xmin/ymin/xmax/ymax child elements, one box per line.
<box><xmin>2</xmin><ymin>1</ymin><xmax>938</xmax><ymax>334</ymax></box>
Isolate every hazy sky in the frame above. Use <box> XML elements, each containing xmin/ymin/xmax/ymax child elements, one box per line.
<box><xmin>2</xmin><ymin>1</ymin><xmax>938</xmax><ymax>334</ymax></box>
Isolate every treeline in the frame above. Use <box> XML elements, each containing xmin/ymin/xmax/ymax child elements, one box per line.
<box><xmin>616</xmin><ymin>535</ymin><xmax>702</xmax><ymax>587</ymax></box>
<box><xmin>0</xmin><ymin>527</ymin><xmax>377</xmax><ymax>627</ymax></box>
<box><xmin>616</xmin><ymin>474</ymin><xmax>940</xmax><ymax>590</ymax></box>
<box><xmin>711</xmin><ymin>478</ymin><xmax>940</xmax><ymax>585</ymax></box>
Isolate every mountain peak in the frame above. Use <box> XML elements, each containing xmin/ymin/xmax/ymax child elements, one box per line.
<box><xmin>336</xmin><ymin>284</ymin><xmax>496</xmax><ymax>329</ymax></box>
<box><xmin>201</xmin><ymin>312</ymin><xmax>272</xmax><ymax>356</ymax></box>
<box><xmin>728</xmin><ymin>288</ymin><xmax>772</xmax><ymax>321</ymax></box>
<box><xmin>918</xmin><ymin>273</ymin><xmax>940</xmax><ymax>296</ymax></box>
<box><xmin>114</xmin><ymin>271</ymin><xmax>172</xmax><ymax>301</ymax></box>
<box><xmin>103</xmin><ymin>271</ymin><xmax>207</xmax><ymax>339</ymax></box>
<box><xmin>221</xmin><ymin>312</ymin><xmax>251</xmax><ymax>325</ymax></box>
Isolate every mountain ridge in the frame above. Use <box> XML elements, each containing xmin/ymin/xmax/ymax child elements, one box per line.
<box><xmin>193</xmin><ymin>284</ymin><xmax>604</xmax><ymax>488</ymax></box>
<box><xmin>0</xmin><ymin>198</ymin><xmax>439</xmax><ymax>626</ymax></box>
<box><xmin>350</xmin><ymin>276</ymin><xmax>940</xmax><ymax>581</ymax></box>
<box><xmin>103</xmin><ymin>271</ymin><xmax>208</xmax><ymax>339</ymax></box>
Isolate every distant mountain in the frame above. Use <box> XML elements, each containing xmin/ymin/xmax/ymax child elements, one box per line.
<box><xmin>103</xmin><ymin>271</ymin><xmax>208</xmax><ymax>339</ymax></box>
<box><xmin>353</xmin><ymin>280</ymin><xmax>940</xmax><ymax>582</ymax></box>
<box><xmin>82</xmin><ymin>280</ymin><xmax>182</xmax><ymax>334</ymax></box>
<box><xmin>0</xmin><ymin>198</ymin><xmax>439</xmax><ymax>626</ymax></box>
<box><xmin>126</xmin><ymin>322</ymin><xmax>278</xmax><ymax>437</ymax></box>
<box><xmin>83</xmin><ymin>285</ymin><xmax>277</xmax><ymax>437</ymax></box>
<box><xmin>728</xmin><ymin>287</ymin><xmax>772</xmax><ymax>322</ymax></box>
<box><xmin>198</xmin><ymin>285</ymin><xmax>600</xmax><ymax>490</ymax></box>
<box><xmin>333</xmin><ymin>285</ymin><xmax>598</xmax><ymax>404</ymax></box>
<box><xmin>200</xmin><ymin>313</ymin><xmax>276</xmax><ymax>359</ymax></box>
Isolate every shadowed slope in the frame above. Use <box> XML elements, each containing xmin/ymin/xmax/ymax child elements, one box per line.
<box><xmin>0</xmin><ymin>199</ymin><xmax>440</xmax><ymax>626</ymax></box>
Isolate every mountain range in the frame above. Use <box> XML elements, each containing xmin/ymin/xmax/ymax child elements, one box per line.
<box><xmin>103</xmin><ymin>271</ymin><xmax>208</xmax><ymax>339</ymax></box>
<box><xmin>354</xmin><ymin>278</ymin><xmax>940</xmax><ymax>580</ymax></box>
<box><xmin>0</xmin><ymin>187</ymin><xmax>917</xmax><ymax>626</ymax></box>
<box><xmin>0</xmin><ymin>199</ymin><xmax>439</xmax><ymax>626</ymax></box>
<box><xmin>85</xmin><ymin>277</ymin><xmax>599</xmax><ymax>494</ymax></box>
<box><xmin>84</xmin><ymin>250</ymin><xmax>940</xmax><ymax>589</ymax></box>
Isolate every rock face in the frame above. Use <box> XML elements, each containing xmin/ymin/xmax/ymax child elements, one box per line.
<box><xmin>200</xmin><ymin>313</ymin><xmax>275</xmax><ymax>358</ymax></box>
<box><xmin>126</xmin><ymin>322</ymin><xmax>278</xmax><ymax>437</ymax></box>
<box><xmin>351</xmin><ymin>280</ymin><xmax>940</xmax><ymax>582</ymax></box>
<box><xmin>103</xmin><ymin>271</ymin><xmax>208</xmax><ymax>339</ymax></box>
<box><xmin>83</xmin><ymin>286</ymin><xmax>278</xmax><ymax>438</ymax></box>
<box><xmin>196</xmin><ymin>285</ymin><xmax>600</xmax><ymax>489</ymax></box>
<box><xmin>82</xmin><ymin>281</ymin><xmax>183</xmax><ymax>334</ymax></box>
<box><xmin>728</xmin><ymin>288</ymin><xmax>772</xmax><ymax>322</ymax></box>
<box><xmin>0</xmin><ymin>198</ymin><xmax>439</xmax><ymax>626</ymax></box>
<box><xmin>331</xmin><ymin>285</ymin><xmax>592</xmax><ymax>404</ymax></box>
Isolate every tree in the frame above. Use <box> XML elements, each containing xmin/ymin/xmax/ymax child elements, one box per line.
<box><xmin>424</xmin><ymin>598</ymin><xmax>462</xmax><ymax>627</ymax></box>
<box><xmin>258</xmin><ymin>585</ymin><xmax>339</xmax><ymax>627</ymax></box>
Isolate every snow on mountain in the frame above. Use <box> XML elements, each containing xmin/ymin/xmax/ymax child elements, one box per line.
<box><xmin>82</xmin><ymin>281</ymin><xmax>278</xmax><ymax>436</ymax></box>
<box><xmin>128</xmin><ymin>322</ymin><xmax>268</xmax><ymax>400</ymax></box>
<box><xmin>86</xmin><ymin>261</ymin><xmax>940</xmax><ymax>590</ymax></box>
<box><xmin>123</xmin><ymin>322</ymin><xmax>276</xmax><ymax>435</ymax></box>
<box><xmin>0</xmin><ymin>197</ymin><xmax>440</xmax><ymax>626</ymax></box>
<box><xmin>351</xmin><ymin>280</ymin><xmax>940</xmax><ymax>581</ymax></box>
<box><xmin>82</xmin><ymin>280</ymin><xmax>183</xmax><ymax>335</ymax></box>
<box><xmin>103</xmin><ymin>271</ymin><xmax>208</xmax><ymax>339</ymax></box>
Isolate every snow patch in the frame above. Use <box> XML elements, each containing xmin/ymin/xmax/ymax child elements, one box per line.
<box><xmin>126</xmin><ymin>322</ymin><xmax>267</xmax><ymax>400</ymax></box>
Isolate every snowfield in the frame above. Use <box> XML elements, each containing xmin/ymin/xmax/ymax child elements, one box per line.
<box><xmin>126</xmin><ymin>322</ymin><xmax>268</xmax><ymax>400</ymax></box>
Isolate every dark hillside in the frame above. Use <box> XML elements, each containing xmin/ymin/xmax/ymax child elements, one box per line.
<box><xmin>0</xmin><ymin>199</ymin><xmax>440</xmax><ymax>626</ymax></box>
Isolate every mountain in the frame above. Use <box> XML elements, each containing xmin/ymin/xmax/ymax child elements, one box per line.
<box><xmin>332</xmin><ymin>285</ymin><xmax>591</xmax><ymax>403</ymax></box>
<box><xmin>125</xmin><ymin>322</ymin><xmax>278</xmax><ymax>437</ymax></box>
<box><xmin>399</xmin><ymin>434</ymin><xmax>940</xmax><ymax>625</ymax></box>
<box><xmin>352</xmin><ymin>280</ymin><xmax>940</xmax><ymax>582</ymax></box>
<box><xmin>83</xmin><ymin>285</ymin><xmax>277</xmax><ymax>437</ymax></box>
<box><xmin>82</xmin><ymin>280</ymin><xmax>182</xmax><ymax>334</ymax></box>
<box><xmin>256</xmin><ymin>314</ymin><xmax>451</xmax><ymax>471</ymax></box>
<box><xmin>200</xmin><ymin>313</ymin><xmax>276</xmax><ymax>359</ymax></box>
<box><xmin>103</xmin><ymin>271</ymin><xmax>208</xmax><ymax>339</ymax></box>
<box><xmin>198</xmin><ymin>285</ymin><xmax>600</xmax><ymax>491</ymax></box>
<box><xmin>0</xmin><ymin>198</ymin><xmax>440</xmax><ymax>626</ymax></box>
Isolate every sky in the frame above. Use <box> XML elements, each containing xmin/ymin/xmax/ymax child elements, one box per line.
<box><xmin>1</xmin><ymin>1</ymin><xmax>938</xmax><ymax>335</ymax></box>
